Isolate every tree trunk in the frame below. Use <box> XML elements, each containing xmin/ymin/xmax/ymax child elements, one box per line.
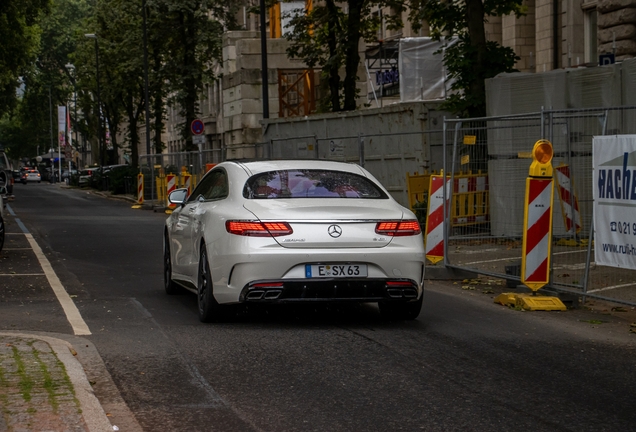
<box><xmin>465</xmin><ymin>0</ymin><xmax>487</xmax><ymax>118</ymax></box>
<box><xmin>125</xmin><ymin>92</ymin><xmax>140</xmax><ymax>169</ymax></box>
<box><xmin>326</xmin><ymin>0</ymin><xmax>341</xmax><ymax>112</ymax></box>
<box><xmin>343</xmin><ymin>0</ymin><xmax>364</xmax><ymax>111</ymax></box>
<box><xmin>152</xmin><ymin>50</ymin><xmax>164</xmax><ymax>155</ymax></box>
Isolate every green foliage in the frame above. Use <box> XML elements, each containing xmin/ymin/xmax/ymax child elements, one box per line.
<box><xmin>0</xmin><ymin>0</ymin><xmax>49</xmax><ymax>116</ymax></box>
<box><xmin>106</xmin><ymin>165</ymin><xmax>136</xmax><ymax>194</ymax></box>
<box><xmin>156</xmin><ymin>0</ymin><xmax>239</xmax><ymax>150</ymax></box>
<box><xmin>1</xmin><ymin>0</ymin><xmax>91</xmax><ymax>160</ymax></box>
<box><xmin>408</xmin><ymin>0</ymin><xmax>524</xmax><ymax>117</ymax></box>
<box><xmin>443</xmin><ymin>36</ymin><xmax>520</xmax><ymax>118</ymax></box>
<box><xmin>284</xmin><ymin>0</ymin><xmax>404</xmax><ymax>112</ymax></box>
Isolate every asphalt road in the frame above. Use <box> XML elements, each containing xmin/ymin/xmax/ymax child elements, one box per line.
<box><xmin>2</xmin><ymin>182</ymin><xmax>636</xmax><ymax>431</ymax></box>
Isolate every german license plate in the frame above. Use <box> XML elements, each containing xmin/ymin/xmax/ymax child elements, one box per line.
<box><xmin>305</xmin><ymin>264</ymin><xmax>367</xmax><ymax>278</ymax></box>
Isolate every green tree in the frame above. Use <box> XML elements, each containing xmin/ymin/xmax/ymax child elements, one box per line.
<box><xmin>156</xmin><ymin>0</ymin><xmax>239</xmax><ymax>151</ymax></box>
<box><xmin>0</xmin><ymin>0</ymin><xmax>49</xmax><ymax>116</ymax></box>
<box><xmin>80</xmin><ymin>0</ymin><xmax>147</xmax><ymax>167</ymax></box>
<box><xmin>1</xmin><ymin>0</ymin><xmax>90</xmax><ymax>161</ymax></box>
<box><xmin>408</xmin><ymin>0</ymin><xmax>523</xmax><ymax>117</ymax></box>
<box><xmin>284</xmin><ymin>0</ymin><xmax>402</xmax><ymax>112</ymax></box>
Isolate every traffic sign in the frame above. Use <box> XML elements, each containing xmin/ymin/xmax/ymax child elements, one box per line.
<box><xmin>191</xmin><ymin>119</ymin><xmax>204</xmax><ymax>135</ymax></box>
<box><xmin>599</xmin><ymin>53</ymin><xmax>615</xmax><ymax>65</ymax></box>
<box><xmin>192</xmin><ymin>135</ymin><xmax>206</xmax><ymax>145</ymax></box>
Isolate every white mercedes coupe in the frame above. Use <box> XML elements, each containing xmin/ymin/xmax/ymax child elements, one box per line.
<box><xmin>164</xmin><ymin>160</ymin><xmax>425</xmax><ymax>322</ymax></box>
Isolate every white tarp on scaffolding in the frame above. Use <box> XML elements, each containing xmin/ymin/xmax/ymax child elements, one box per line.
<box><xmin>399</xmin><ymin>37</ymin><xmax>456</xmax><ymax>102</ymax></box>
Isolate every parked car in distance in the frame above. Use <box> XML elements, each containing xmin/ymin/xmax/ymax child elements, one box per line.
<box><xmin>21</xmin><ymin>169</ymin><xmax>41</xmax><ymax>183</ymax></box>
<box><xmin>78</xmin><ymin>167</ymin><xmax>101</xmax><ymax>186</ymax></box>
<box><xmin>0</xmin><ymin>149</ymin><xmax>13</xmax><ymax>196</ymax></box>
<box><xmin>62</xmin><ymin>169</ymin><xmax>77</xmax><ymax>180</ymax></box>
<box><xmin>164</xmin><ymin>160</ymin><xmax>426</xmax><ymax>323</ymax></box>
<box><xmin>0</xmin><ymin>185</ymin><xmax>5</xmax><ymax>252</ymax></box>
<box><xmin>79</xmin><ymin>165</ymin><xmax>127</xmax><ymax>187</ymax></box>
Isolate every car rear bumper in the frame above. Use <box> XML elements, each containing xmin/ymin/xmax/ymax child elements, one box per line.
<box><xmin>239</xmin><ymin>278</ymin><xmax>420</xmax><ymax>303</ymax></box>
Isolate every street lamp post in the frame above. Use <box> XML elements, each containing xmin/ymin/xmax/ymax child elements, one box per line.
<box><xmin>48</xmin><ymin>86</ymin><xmax>54</xmax><ymax>183</ymax></box>
<box><xmin>84</xmin><ymin>34</ymin><xmax>105</xmax><ymax>179</ymax></box>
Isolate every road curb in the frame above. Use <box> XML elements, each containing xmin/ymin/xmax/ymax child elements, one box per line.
<box><xmin>0</xmin><ymin>331</ymin><xmax>143</xmax><ymax>432</ymax></box>
<box><xmin>0</xmin><ymin>331</ymin><xmax>114</xmax><ymax>431</ymax></box>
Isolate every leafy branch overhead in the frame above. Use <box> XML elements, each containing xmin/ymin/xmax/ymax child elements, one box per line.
<box><xmin>283</xmin><ymin>0</ymin><xmax>524</xmax><ymax>117</ymax></box>
<box><xmin>408</xmin><ymin>0</ymin><xmax>524</xmax><ymax>117</ymax></box>
<box><xmin>284</xmin><ymin>0</ymin><xmax>405</xmax><ymax>113</ymax></box>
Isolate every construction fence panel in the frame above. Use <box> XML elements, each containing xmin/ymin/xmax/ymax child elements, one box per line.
<box><xmin>139</xmin><ymin>149</ymin><xmax>223</xmax><ymax>206</ymax></box>
<box><xmin>443</xmin><ymin>106</ymin><xmax>636</xmax><ymax>307</ymax></box>
<box><xmin>442</xmin><ymin>114</ymin><xmax>542</xmax><ymax>286</ymax></box>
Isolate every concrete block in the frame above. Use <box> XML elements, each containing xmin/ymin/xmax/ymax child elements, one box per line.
<box><xmin>598</xmin><ymin>0</ymin><xmax>636</xmax><ymax>14</ymax></box>
<box><xmin>223</xmin><ymin>86</ymin><xmax>241</xmax><ymax>103</ymax></box>
<box><xmin>598</xmin><ymin>7</ymin><xmax>636</xmax><ymax>29</ymax></box>
<box><xmin>223</xmin><ymin>31</ymin><xmax>259</xmax><ymax>48</ymax></box>
<box><xmin>223</xmin><ymin>45</ymin><xmax>236</xmax><ymax>61</ymax></box>
<box><xmin>599</xmin><ymin>38</ymin><xmax>636</xmax><ymax>56</ymax></box>
<box><xmin>224</xmin><ymin>59</ymin><xmax>236</xmax><ymax>75</ymax></box>
<box><xmin>599</xmin><ymin>23</ymin><xmax>636</xmax><ymax>43</ymax></box>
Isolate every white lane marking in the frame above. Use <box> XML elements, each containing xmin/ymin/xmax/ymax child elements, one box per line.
<box><xmin>587</xmin><ymin>282</ymin><xmax>636</xmax><ymax>293</ymax></box>
<box><xmin>25</xmin><ymin>233</ymin><xmax>91</xmax><ymax>335</ymax></box>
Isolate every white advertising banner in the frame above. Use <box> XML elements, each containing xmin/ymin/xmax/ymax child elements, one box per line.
<box><xmin>593</xmin><ymin>135</ymin><xmax>636</xmax><ymax>269</ymax></box>
<box><xmin>57</xmin><ymin>106</ymin><xmax>66</xmax><ymax>132</ymax></box>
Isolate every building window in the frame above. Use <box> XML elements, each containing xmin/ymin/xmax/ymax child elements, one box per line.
<box><xmin>583</xmin><ymin>4</ymin><xmax>597</xmax><ymax>64</ymax></box>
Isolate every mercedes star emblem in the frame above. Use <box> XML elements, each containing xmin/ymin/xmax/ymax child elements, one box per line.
<box><xmin>328</xmin><ymin>224</ymin><xmax>342</xmax><ymax>238</ymax></box>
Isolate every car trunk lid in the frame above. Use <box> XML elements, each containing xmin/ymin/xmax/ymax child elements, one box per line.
<box><xmin>243</xmin><ymin>199</ymin><xmax>404</xmax><ymax>248</ymax></box>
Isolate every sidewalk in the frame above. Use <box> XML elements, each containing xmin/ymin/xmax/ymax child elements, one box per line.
<box><xmin>0</xmin><ymin>332</ymin><xmax>115</xmax><ymax>432</ymax></box>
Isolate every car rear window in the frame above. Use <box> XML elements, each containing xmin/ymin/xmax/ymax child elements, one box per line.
<box><xmin>243</xmin><ymin>169</ymin><xmax>388</xmax><ymax>199</ymax></box>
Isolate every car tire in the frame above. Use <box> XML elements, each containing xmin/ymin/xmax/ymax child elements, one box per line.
<box><xmin>0</xmin><ymin>215</ymin><xmax>4</xmax><ymax>252</ymax></box>
<box><xmin>163</xmin><ymin>233</ymin><xmax>181</xmax><ymax>295</ymax></box>
<box><xmin>197</xmin><ymin>244</ymin><xmax>223</xmax><ymax>323</ymax></box>
<box><xmin>379</xmin><ymin>296</ymin><xmax>423</xmax><ymax>320</ymax></box>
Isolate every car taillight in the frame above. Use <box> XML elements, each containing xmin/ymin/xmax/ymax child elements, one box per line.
<box><xmin>375</xmin><ymin>220</ymin><xmax>421</xmax><ymax>236</ymax></box>
<box><xmin>226</xmin><ymin>221</ymin><xmax>293</xmax><ymax>237</ymax></box>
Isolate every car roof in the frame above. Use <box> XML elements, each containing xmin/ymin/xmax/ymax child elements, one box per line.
<box><xmin>228</xmin><ymin>160</ymin><xmax>366</xmax><ymax>177</ymax></box>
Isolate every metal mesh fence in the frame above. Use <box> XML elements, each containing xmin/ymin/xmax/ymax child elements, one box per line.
<box><xmin>443</xmin><ymin>106</ymin><xmax>636</xmax><ymax>307</ymax></box>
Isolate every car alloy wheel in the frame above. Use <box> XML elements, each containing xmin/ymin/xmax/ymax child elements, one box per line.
<box><xmin>163</xmin><ymin>233</ymin><xmax>180</xmax><ymax>295</ymax></box>
<box><xmin>197</xmin><ymin>245</ymin><xmax>222</xmax><ymax>323</ymax></box>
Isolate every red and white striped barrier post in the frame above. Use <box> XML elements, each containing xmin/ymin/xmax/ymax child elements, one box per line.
<box><xmin>425</xmin><ymin>174</ymin><xmax>451</xmax><ymax>264</ymax></box>
<box><xmin>182</xmin><ymin>174</ymin><xmax>192</xmax><ymax>197</ymax></box>
<box><xmin>554</xmin><ymin>165</ymin><xmax>581</xmax><ymax>234</ymax></box>
<box><xmin>166</xmin><ymin>174</ymin><xmax>176</xmax><ymax>210</ymax></box>
<box><xmin>521</xmin><ymin>140</ymin><xmax>555</xmax><ymax>291</ymax></box>
<box><xmin>137</xmin><ymin>173</ymin><xmax>144</xmax><ymax>204</ymax></box>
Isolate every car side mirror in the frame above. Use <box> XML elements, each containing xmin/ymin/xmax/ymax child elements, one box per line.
<box><xmin>168</xmin><ymin>188</ymin><xmax>188</xmax><ymax>205</ymax></box>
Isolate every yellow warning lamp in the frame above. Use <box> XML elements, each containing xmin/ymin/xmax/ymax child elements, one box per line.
<box><xmin>528</xmin><ymin>139</ymin><xmax>553</xmax><ymax>178</ymax></box>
